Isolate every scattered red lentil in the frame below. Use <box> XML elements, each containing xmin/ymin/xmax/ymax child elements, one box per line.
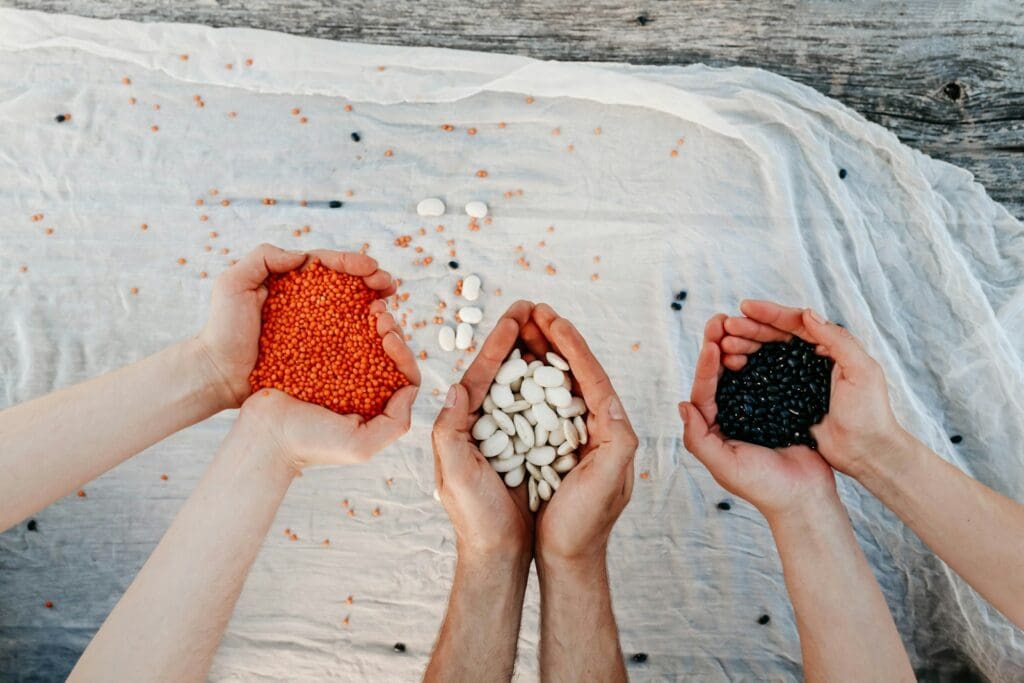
<box><xmin>591</xmin><ymin>273</ymin><xmax>600</xmax><ymax>281</ymax></box>
<box><xmin>290</xmin><ymin>533</ymin><xmax>298</xmax><ymax>541</ymax></box>
<box><xmin>140</xmin><ymin>223</ymin><xmax>148</xmax><ymax>231</ymax></box>
<box><xmin>498</xmin><ymin>121</ymin><xmax>507</xmax><ymax>128</ymax></box>
<box><xmin>526</xmin><ymin>96</ymin><xmax>535</xmax><ymax>104</ymax></box>
<box><xmin>221</xmin><ymin>199</ymin><xmax>230</xmax><ymax>207</ymax></box>
<box><xmin>342</xmin><ymin>616</ymin><xmax>350</xmax><ymax>626</ymax></box>
<box><xmin>225</xmin><ymin>63</ymin><xmax>234</xmax><ymax>70</ymax></box>
<box><xmin>291</xmin><ymin>108</ymin><xmax>301</xmax><ymax>115</ymax></box>
<box><xmin>545</xmin><ymin>264</ymin><xmax>557</xmax><ymax>275</ymax></box>
<box><xmin>594</xmin><ymin>127</ymin><xmax>602</xmax><ymax>135</ymax></box>
<box><xmin>44</xmin><ymin>227</ymin><xmax>54</xmax><ymax>236</ymax></box>
<box><xmin>150</xmin><ymin>125</ymin><xmax>159</xmax><ymax>133</ymax></box>
<box><xmin>262</xmin><ymin>198</ymin><xmax>277</xmax><ymax>205</ymax></box>
<box><xmin>248</xmin><ymin>261</ymin><xmax>410</xmax><ymax>418</ymax></box>
<box><xmin>177</xmin><ymin>258</ymin><xmax>187</xmax><ymax>265</ymax></box>
<box><xmin>632</xmin><ymin>343</ymin><xmax>641</xmax><ymax>352</ymax></box>
<box><xmin>677</xmin><ymin>137</ymin><xmax>685</xmax><ymax>145</ymax></box>
<box><xmin>385</xmin><ymin>478</ymin><xmax>394</xmax><ymax>488</ymax></box>
<box><xmin>342</xmin><ymin>499</ymin><xmax>349</xmax><ymax>508</ymax></box>
<box><xmin>160</xmin><ymin>474</ymin><xmax>168</xmax><ymax>481</ymax></box>
<box><xmin>128</xmin><ymin>97</ymin><xmax>137</xmax><ymax>105</ymax></box>
<box><xmin>467</xmin><ymin>127</ymin><xmax>477</xmax><ymax>135</ymax></box>
<box><xmin>245</xmin><ymin>58</ymin><xmax>254</xmax><ymax>66</ymax></box>
<box><xmin>199</xmin><ymin>271</ymin><xmax>208</xmax><ymax>279</ymax></box>
<box><xmin>441</xmin><ymin>124</ymin><xmax>454</xmax><ymax>132</ymax></box>
<box><xmin>344</xmin><ymin>104</ymin><xmax>353</xmax><ymax>112</ymax></box>
<box><xmin>45</xmin><ymin>601</ymin><xmax>54</xmax><ymax>609</ymax></box>
<box><xmin>640</xmin><ymin>471</ymin><xmax>650</xmax><ymax>480</ymax></box>
<box><xmin>476</xmin><ymin>170</ymin><xmax>488</xmax><ymax>178</ymax></box>
<box><xmin>347</xmin><ymin>509</ymin><xmax>356</xmax><ymax>518</ymax></box>
<box><xmin>31</xmin><ymin>213</ymin><xmax>43</xmax><ymax>222</ymax></box>
<box><xmin>18</xmin><ymin>265</ymin><xmax>27</xmax><ymax>273</ymax></box>
<box><xmin>292</xmin><ymin>229</ymin><xmax>302</xmax><ymax>237</ymax></box>
<box><xmin>122</xmin><ymin>77</ymin><xmax>131</xmax><ymax>85</ymax></box>
<box><xmin>180</xmin><ymin>54</ymin><xmax>189</xmax><ymax>61</ymax></box>
<box><xmin>552</xmin><ymin>127</ymin><xmax>560</xmax><ymax>135</ymax></box>
<box><xmin>670</xmin><ymin>149</ymin><xmax>679</xmax><ymax>158</ymax></box>
<box><xmin>199</xmin><ymin>214</ymin><xmax>209</xmax><ymax>222</ymax></box>
<box><xmin>384</xmin><ymin>149</ymin><xmax>394</xmax><ymax>157</ymax></box>
<box><xmin>153</xmin><ymin>104</ymin><xmax>160</xmax><ymax>110</ymax></box>
<box><xmin>77</xmin><ymin>490</ymin><xmax>86</xmax><ymax>497</ymax></box>
<box><xmin>299</xmin><ymin>116</ymin><xmax>308</xmax><ymax>124</ymax></box>
<box><xmin>130</xmin><ymin>287</ymin><xmax>139</xmax><ymax>295</ymax></box>
<box><xmin>322</xmin><ymin>538</ymin><xmax>330</xmax><ymax>546</ymax></box>
<box><xmin>372</xmin><ymin>507</ymin><xmax>381</xmax><ymax>517</ymax></box>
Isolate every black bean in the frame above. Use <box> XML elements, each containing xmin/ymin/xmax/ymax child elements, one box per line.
<box><xmin>717</xmin><ymin>501</ymin><xmax>732</xmax><ymax>511</ymax></box>
<box><xmin>671</xmin><ymin>302</ymin><xmax>682</xmax><ymax>311</ymax></box>
<box><xmin>27</xmin><ymin>519</ymin><xmax>37</xmax><ymax>531</ymax></box>
<box><xmin>328</xmin><ymin>200</ymin><xmax>343</xmax><ymax>208</ymax></box>
<box><xmin>950</xmin><ymin>435</ymin><xmax>963</xmax><ymax>444</ymax></box>
<box><xmin>55</xmin><ymin>114</ymin><xmax>67</xmax><ymax>123</ymax></box>
<box><xmin>838</xmin><ymin>168</ymin><xmax>847</xmax><ymax>179</ymax></box>
<box><xmin>631</xmin><ymin>652</ymin><xmax>648</xmax><ymax>663</ymax></box>
<box><xmin>757</xmin><ymin>614</ymin><xmax>771</xmax><ymax>625</ymax></box>
<box><xmin>350</xmin><ymin>132</ymin><xmax>361</xmax><ymax>142</ymax></box>
<box><xmin>675</xmin><ymin>290</ymin><xmax>687</xmax><ymax>301</ymax></box>
<box><xmin>448</xmin><ymin>260</ymin><xmax>459</xmax><ymax>269</ymax></box>
<box><xmin>393</xmin><ymin>643</ymin><xmax>406</xmax><ymax>653</ymax></box>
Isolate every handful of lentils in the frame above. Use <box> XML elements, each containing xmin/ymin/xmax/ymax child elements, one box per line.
<box><xmin>248</xmin><ymin>260</ymin><xmax>410</xmax><ymax>419</ymax></box>
<box><xmin>715</xmin><ymin>337</ymin><xmax>832</xmax><ymax>448</ymax></box>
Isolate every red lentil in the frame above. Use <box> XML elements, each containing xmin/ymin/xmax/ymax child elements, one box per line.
<box><xmin>77</xmin><ymin>490</ymin><xmax>86</xmax><ymax>497</ymax></box>
<box><xmin>248</xmin><ymin>261</ymin><xmax>409</xmax><ymax>418</ymax></box>
<box><xmin>45</xmin><ymin>601</ymin><xmax>54</xmax><ymax>609</ymax></box>
<box><xmin>160</xmin><ymin>473</ymin><xmax>168</xmax><ymax>480</ymax></box>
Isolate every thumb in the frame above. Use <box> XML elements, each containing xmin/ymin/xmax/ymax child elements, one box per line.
<box><xmin>800</xmin><ymin>309</ymin><xmax>870</xmax><ymax>375</ymax></box>
<box><xmin>432</xmin><ymin>384</ymin><xmax>473</xmax><ymax>488</ymax></box>
<box><xmin>679</xmin><ymin>401</ymin><xmax>734</xmax><ymax>480</ymax></box>
<box><xmin>592</xmin><ymin>394</ymin><xmax>639</xmax><ymax>480</ymax></box>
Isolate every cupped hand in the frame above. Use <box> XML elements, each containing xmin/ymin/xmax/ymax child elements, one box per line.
<box><xmin>527</xmin><ymin>304</ymin><xmax>639</xmax><ymax>568</ymax></box>
<box><xmin>432</xmin><ymin>301</ymin><xmax>542</xmax><ymax>562</ymax></box>
<box><xmin>230</xmin><ymin>246</ymin><xmax>417</xmax><ymax>470</ymax></box>
<box><xmin>716</xmin><ymin>300</ymin><xmax>905</xmax><ymax>478</ymax></box>
<box><xmin>680</xmin><ymin>314</ymin><xmax>836</xmax><ymax>521</ymax></box>
<box><xmin>197</xmin><ymin>243</ymin><xmax>399</xmax><ymax>408</ymax></box>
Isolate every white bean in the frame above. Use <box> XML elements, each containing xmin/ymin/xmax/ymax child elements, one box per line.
<box><xmin>519</xmin><ymin>378</ymin><xmax>546</xmax><ymax>404</ymax></box>
<box><xmin>455</xmin><ymin>322</ymin><xmax>474</xmax><ymax>350</ymax></box>
<box><xmin>545</xmin><ymin>386</ymin><xmax>573</xmax><ymax>408</ymax></box>
<box><xmin>545</xmin><ymin>352</ymin><xmax>570</xmax><ymax>371</ymax></box>
<box><xmin>490</xmin><ymin>383</ymin><xmax>515</xmax><ymax>409</ymax></box>
<box><xmin>561</xmin><ymin>372</ymin><xmax>572</xmax><ymax>390</ymax></box>
<box><xmin>527</xmin><ymin>446</ymin><xmax>557</xmax><ymax>467</ymax></box>
<box><xmin>538</xmin><ymin>479</ymin><xmax>552</xmax><ymax>501</ymax></box>
<box><xmin>491</xmin><ymin>454</ymin><xmax>525</xmax><ymax>472</ymax></box>
<box><xmin>495</xmin><ymin>358</ymin><xmax>528</xmax><ymax>385</ymax></box>
<box><xmin>552</xmin><ymin>454</ymin><xmax>577</xmax><ymax>473</ymax></box>
<box><xmin>510</xmin><ymin>347</ymin><xmax>521</xmax><ymax>360</ymax></box>
<box><xmin>533</xmin><ymin>366</ymin><xmax>565</xmax><ymax>388</ymax></box>
<box><xmin>471</xmin><ymin>414</ymin><xmax>498</xmax><ymax>441</ymax></box>
<box><xmin>525</xmin><ymin>360</ymin><xmax>543</xmax><ymax>377</ymax></box>
<box><xmin>459</xmin><ymin>306</ymin><xmax>483</xmax><ymax>324</ymax></box>
<box><xmin>461</xmin><ymin>274</ymin><xmax>481</xmax><ymax>301</ymax></box>
<box><xmin>433</xmin><ymin>488</ymin><xmax>441</xmax><ymax>502</ymax></box>
<box><xmin>438</xmin><ymin>326</ymin><xmax>456</xmax><ymax>351</ymax></box>
<box><xmin>540</xmin><ymin>465</ymin><xmax>561</xmax><ymax>490</ymax></box>
<box><xmin>465</xmin><ymin>200</ymin><xmax>488</xmax><ymax>218</ymax></box>
<box><xmin>492</xmin><ymin>408</ymin><xmax>515</xmax><ymax>435</ymax></box>
<box><xmin>563</xmin><ymin>418</ymin><xmax>579</xmax><ymax>449</ymax></box>
<box><xmin>573</xmin><ymin>415</ymin><xmax>588</xmax><ymax>445</ymax></box>
<box><xmin>528</xmin><ymin>477</ymin><xmax>540</xmax><ymax>512</ymax></box>
<box><xmin>556</xmin><ymin>440</ymin><xmax>575</xmax><ymax>456</ymax></box>
<box><xmin>480</xmin><ymin>431</ymin><xmax>510</xmax><ymax>458</ymax></box>
<box><xmin>513</xmin><ymin>414</ymin><xmax>535</xmax><ymax>448</ymax></box>
<box><xmin>504</xmin><ymin>399</ymin><xmax>531</xmax><ymax>413</ymax></box>
<box><xmin>482</xmin><ymin>395</ymin><xmax>496</xmax><ymax>414</ymax></box>
<box><xmin>532</xmin><ymin>401</ymin><xmax>560</xmax><ymax>431</ymax></box>
<box><xmin>526</xmin><ymin>462</ymin><xmax>542</xmax><ymax>481</ymax></box>
<box><xmin>504</xmin><ymin>465</ymin><xmax>526</xmax><ymax>487</ymax></box>
<box><xmin>557</xmin><ymin>397</ymin><xmax>587</xmax><ymax>418</ymax></box>
<box><xmin>510</xmin><ymin>377</ymin><xmax>522</xmax><ymax>393</ymax></box>
<box><xmin>547</xmin><ymin>424</ymin><xmax>566</xmax><ymax>447</ymax></box>
<box><xmin>534</xmin><ymin>423</ymin><xmax>548</xmax><ymax>447</ymax></box>
<box><xmin>523</xmin><ymin>406</ymin><xmax>538</xmax><ymax>426</ymax></box>
<box><xmin>416</xmin><ymin>197</ymin><xmax>445</xmax><ymax>217</ymax></box>
<box><xmin>497</xmin><ymin>440</ymin><xmax>515</xmax><ymax>460</ymax></box>
<box><xmin>513</xmin><ymin>435</ymin><xmax>530</xmax><ymax>454</ymax></box>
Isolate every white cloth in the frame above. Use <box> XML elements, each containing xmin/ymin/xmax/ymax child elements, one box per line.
<box><xmin>1</xmin><ymin>9</ymin><xmax>1022</xmax><ymax>681</ymax></box>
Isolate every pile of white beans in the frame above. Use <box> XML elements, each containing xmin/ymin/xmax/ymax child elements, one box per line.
<box><xmin>472</xmin><ymin>348</ymin><xmax>586</xmax><ymax>511</ymax></box>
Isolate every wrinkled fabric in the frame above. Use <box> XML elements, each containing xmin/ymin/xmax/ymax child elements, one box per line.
<box><xmin>0</xmin><ymin>9</ymin><xmax>1022</xmax><ymax>682</ymax></box>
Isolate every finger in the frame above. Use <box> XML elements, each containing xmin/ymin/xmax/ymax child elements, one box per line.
<box><xmin>355</xmin><ymin>384</ymin><xmax>417</xmax><ymax>455</ymax></box>
<box><xmin>460</xmin><ymin>301</ymin><xmax>533</xmax><ymax>409</ymax></box>
<box><xmin>362</xmin><ymin>268</ymin><xmax>395</xmax><ymax>294</ymax></box>
<box><xmin>519</xmin><ymin>317</ymin><xmax>550</xmax><ymax>358</ymax></box>
<box><xmin>679</xmin><ymin>401</ymin><xmax>736</xmax><ymax>481</ymax></box>
<box><xmin>799</xmin><ymin>309</ymin><xmax>872</xmax><ymax>374</ymax></box>
<box><xmin>723</xmin><ymin>354</ymin><xmax>748</xmax><ymax>371</ymax></box>
<box><xmin>217</xmin><ymin>243</ymin><xmax>306</xmax><ymax>293</ymax></box>
<box><xmin>369</xmin><ymin>299</ymin><xmax>387</xmax><ymax>315</ymax></box>
<box><xmin>589</xmin><ymin>394</ymin><xmax>639</xmax><ymax>481</ymax></box>
<box><xmin>537</xmin><ymin>312</ymin><xmax>615</xmax><ymax>412</ymax></box>
<box><xmin>382</xmin><ymin>330</ymin><xmax>421</xmax><ymax>386</ymax></box>
<box><xmin>703</xmin><ymin>313</ymin><xmax>727</xmax><ymax>345</ymax></box>
<box><xmin>720</xmin><ymin>336</ymin><xmax>761</xmax><ymax>355</ymax></box>
<box><xmin>432</xmin><ymin>383</ymin><xmax>475</xmax><ymax>485</ymax></box>
<box><xmin>723</xmin><ymin>315</ymin><xmax>792</xmax><ymax>343</ymax></box>
<box><xmin>690</xmin><ymin>339</ymin><xmax>721</xmax><ymax>425</ymax></box>
<box><xmin>376</xmin><ymin>312</ymin><xmax>401</xmax><ymax>337</ymax></box>
<box><xmin>738</xmin><ymin>300</ymin><xmax>809</xmax><ymax>339</ymax></box>
<box><xmin>307</xmin><ymin>250</ymin><xmax>380</xmax><ymax>277</ymax></box>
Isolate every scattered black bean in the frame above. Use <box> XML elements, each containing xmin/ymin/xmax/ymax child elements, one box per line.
<box><xmin>675</xmin><ymin>290</ymin><xmax>687</xmax><ymax>301</ymax></box>
<box><xmin>838</xmin><ymin>168</ymin><xmax>848</xmax><ymax>180</ymax></box>
<box><xmin>27</xmin><ymin>519</ymin><xmax>37</xmax><ymax>531</ymax></box>
<box><xmin>631</xmin><ymin>652</ymin><xmax>648</xmax><ymax>663</ymax></box>
<box><xmin>757</xmin><ymin>614</ymin><xmax>771</xmax><ymax>625</ymax></box>
<box><xmin>635</xmin><ymin>14</ymin><xmax>650</xmax><ymax>26</ymax></box>
<box><xmin>950</xmin><ymin>434</ymin><xmax>963</xmax><ymax>444</ymax></box>
<box><xmin>671</xmin><ymin>302</ymin><xmax>682</xmax><ymax>311</ymax></box>
<box><xmin>393</xmin><ymin>643</ymin><xmax>406</xmax><ymax>653</ymax></box>
<box><xmin>55</xmin><ymin>114</ymin><xmax>67</xmax><ymax>123</ymax></box>
<box><xmin>350</xmin><ymin>132</ymin><xmax>361</xmax><ymax>142</ymax></box>
<box><xmin>715</xmin><ymin>337</ymin><xmax>832</xmax><ymax>448</ymax></box>
<box><xmin>448</xmin><ymin>260</ymin><xmax>459</xmax><ymax>269</ymax></box>
<box><xmin>328</xmin><ymin>200</ymin><xmax>343</xmax><ymax>208</ymax></box>
<box><xmin>716</xmin><ymin>501</ymin><xmax>731</xmax><ymax>511</ymax></box>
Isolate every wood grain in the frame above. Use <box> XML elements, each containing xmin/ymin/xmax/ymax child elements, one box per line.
<box><xmin>4</xmin><ymin>1</ymin><xmax>1022</xmax><ymax>219</ymax></box>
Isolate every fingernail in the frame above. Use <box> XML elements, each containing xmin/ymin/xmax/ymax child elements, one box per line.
<box><xmin>444</xmin><ymin>385</ymin><xmax>457</xmax><ymax>408</ymax></box>
<box><xmin>608</xmin><ymin>396</ymin><xmax>625</xmax><ymax>420</ymax></box>
<box><xmin>808</xmin><ymin>308</ymin><xmax>827</xmax><ymax>325</ymax></box>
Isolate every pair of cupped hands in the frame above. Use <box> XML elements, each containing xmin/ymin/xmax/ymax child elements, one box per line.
<box><xmin>198</xmin><ymin>244</ymin><xmax>905</xmax><ymax>561</ymax></box>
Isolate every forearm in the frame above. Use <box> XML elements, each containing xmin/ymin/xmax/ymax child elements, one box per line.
<box><xmin>767</xmin><ymin>494</ymin><xmax>913</xmax><ymax>682</ymax></box>
<box><xmin>853</xmin><ymin>430</ymin><xmax>1024</xmax><ymax>627</ymax></box>
<box><xmin>0</xmin><ymin>338</ymin><xmax>233</xmax><ymax>531</ymax></box>
<box><xmin>425</xmin><ymin>551</ymin><xmax>530</xmax><ymax>682</ymax></box>
<box><xmin>537</xmin><ymin>553</ymin><xmax>627</xmax><ymax>683</ymax></box>
<box><xmin>69</xmin><ymin>409</ymin><xmax>296</xmax><ymax>683</ymax></box>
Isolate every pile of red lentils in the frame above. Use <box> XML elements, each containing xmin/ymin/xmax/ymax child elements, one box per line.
<box><xmin>248</xmin><ymin>261</ymin><xmax>410</xmax><ymax>418</ymax></box>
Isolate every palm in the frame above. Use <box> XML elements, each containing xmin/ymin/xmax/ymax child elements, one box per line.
<box><xmin>536</xmin><ymin>448</ymin><xmax>618</xmax><ymax>558</ymax></box>
<box><xmin>462</xmin><ymin>442</ymin><xmax>533</xmax><ymax>548</ymax></box>
<box><xmin>201</xmin><ymin>288</ymin><xmax>263</xmax><ymax>394</ymax></box>
<box><xmin>720</xmin><ymin>437</ymin><xmax>835</xmax><ymax>513</ymax></box>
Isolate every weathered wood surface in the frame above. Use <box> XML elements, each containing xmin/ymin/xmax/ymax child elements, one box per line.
<box><xmin>4</xmin><ymin>0</ymin><xmax>1022</xmax><ymax>219</ymax></box>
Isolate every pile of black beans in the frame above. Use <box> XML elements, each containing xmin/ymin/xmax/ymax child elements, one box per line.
<box><xmin>715</xmin><ymin>337</ymin><xmax>832</xmax><ymax>448</ymax></box>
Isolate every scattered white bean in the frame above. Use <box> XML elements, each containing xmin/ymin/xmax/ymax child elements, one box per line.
<box><xmin>465</xmin><ymin>200</ymin><xmax>488</xmax><ymax>218</ymax></box>
<box><xmin>492</xmin><ymin>408</ymin><xmax>515</xmax><ymax>436</ymax></box>
<box><xmin>573</xmin><ymin>415</ymin><xmax>588</xmax><ymax>445</ymax></box>
<box><xmin>462</xmin><ymin>274</ymin><xmax>482</xmax><ymax>301</ymax></box>
<box><xmin>489</xmin><ymin>383</ymin><xmax>515</xmax><ymax>409</ymax></box>
<box><xmin>513</xmin><ymin>414</ymin><xmax>535</xmax><ymax>448</ymax></box>
<box><xmin>528</xmin><ymin>477</ymin><xmax>540</xmax><ymax>512</ymax></box>
<box><xmin>438</xmin><ymin>325</ymin><xmax>456</xmax><ymax>352</ymax></box>
<box><xmin>545</xmin><ymin>352</ymin><xmax>570</xmax><ymax>371</ymax></box>
<box><xmin>504</xmin><ymin>465</ymin><xmax>526</xmax><ymax>487</ymax></box>
<box><xmin>455</xmin><ymin>322</ymin><xmax>474</xmax><ymax>350</ymax></box>
<box><xmin>495</xmin><ymin>358</ymin><xmax>528</xmax><ymax>385</ymax></box>
<box><xmin>526</xmin><ymin>446</ymin><xmax>557</xmax><ymax>467</ymax></box>
<box><xmin>491</xmin><ymin>454</ymin><xmax>525</xmax><ymax>472</ymax></box>
<box><xmin>416</xmin><ymin>197</ymin><xmax>445</xmax><ymax>217</ymax></box>
<box><xmin>459</xmin><ymin>306</ymin><xmax>483</xmax><ymax>324</ymax></box>
<box><xmin>537</xmin><ymin>479</ymin><xmax>552</xmax><ymax>501</ymax></box>
<box><xmin>480</xmin><ymin>431</ymin><xmax>510</xmax><ymax>458</ymax></box>
<box><xmin>471</xmin><ymin>414</ymin><xmax>498</xmax><ymax>441</ymax></box>
<box><xmin>552</xmin><ymin>454</ymin><xmax>577</xmax><ymax>473</ymax></box>
<box><xmin>540</xmin><ymin>465</ymin><xmax>561</xmax><ymax>490</ymax></box>
<box><xmin>545</xmin><ymin>386</ymin><xmax>573</xmax><ymax>408</ymax></box>
<box><xmin>520</xmin><ymin>378</ymin><xmax>546</xmax><ymax>404</ymax></box>
<box><xmin>533</xmin><ymin>366</ymin><xmax>565</xmax><ymax>388</ymax></box>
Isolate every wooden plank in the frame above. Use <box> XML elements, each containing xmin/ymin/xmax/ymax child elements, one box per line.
<box><xmin>5</xmin><ymin>0</ymin><xmax>1023</xmax><ymax>219</ymax></box>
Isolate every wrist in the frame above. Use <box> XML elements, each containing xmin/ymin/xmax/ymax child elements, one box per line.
<box><xmin>844</xmin><ymin>426</ymin><xmax>921</xmax><ymax>484</ymax></box>
<box><xmin>187</xmin><ymin>336</ymin><xmax>245</xmax><ymax>411</ymax></box>
<box><xmin>459</xmin><ymin>540</ymin><xmax>532</xmax><ymax>575</ymax></box>
<box><xmin>236</xmin><ymin>392</ymin><xmax>302</xmax><ymax>476</ymax></box>
<box><xmin>763</xmin><ymin>485</ymin><xmax>843</xmax><ymax>532</ymax></box>
<box><xmin>537</xmin><ymin>544</ymin><xmax>608</xmax><ymax>583</ymax></box>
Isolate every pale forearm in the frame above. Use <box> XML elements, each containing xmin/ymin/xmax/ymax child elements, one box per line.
<box><xmin>425</xmin><ymin>552</ymin><xmax>530</xmax><ymax>682</ymax></box>
<box><xmin>768</xmin><ymin>495</ymin><xmax>913</xmax><ymax>682</ymax></box>
<box><xmin>69</xmin><ymin>410</ymin><xmax>295</xmax><ymax>683</ymax></box>
<box><xmin>538</xmin><ymin>554</ymin><xmax>627</xmax><ymax>683</ymax></box>
<box><xmin>0</xmin><ymin>338</ymin><xmax>233</xmax><ymax>531</ymax></box>
<box><xmin>853</xmin><ymin>430</ymin><xmax>1024</xmax><ymax>627</ymax></box>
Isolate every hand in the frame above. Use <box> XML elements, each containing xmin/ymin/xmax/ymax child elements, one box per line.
<box><xmin>231</xmin><ymin>247</ymin><xmax>418</xmax><ymax>470</ymax></box>
<box><xmin>680</xmin><ymin>313</ymin><xmax>837</xmax><ymax>521</ymax></box>
<box><xmin>432</xmin><ymin>301</ymin><xmax>541</xmax><ymax>563</ymax></box>
<box><xmin>197</xmin><ymin>243</ymin><xmax>398</xmax><ymax>407</ymax></box>
<box><xmin>528</xmin><ymin>304</ymin><xmax>639</xmax><ymax>569</ymax></box>
<box><xmin>716</xmin><ymin>300</ymin><xmax>907</xmax><ymax>479</ymax></box>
